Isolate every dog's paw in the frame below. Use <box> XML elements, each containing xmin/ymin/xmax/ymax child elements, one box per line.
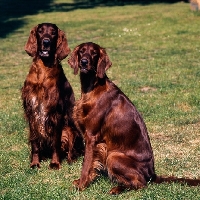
<box><xmin>109</xmin><ymin>186</ymin><xmax>126</xmax><ymax>195</ymax></box>
<box><xmin>49</xmin><ymin>162</ymin><xmax>60</xmax><ymax>170</ymax></box>
<box><xmin>73</xmin><ymin>179</ymin><xmax>80</xmax><ymax>188</ymax></box>
<box><xmin>72</xmin><ymin>179</ymin><xmax>86</xmax><ymax>191</ymax></box>
<box><xmin>30</xmin><ymin>162</ymin><xmax>40</xmax><ymax>169</ymax></box>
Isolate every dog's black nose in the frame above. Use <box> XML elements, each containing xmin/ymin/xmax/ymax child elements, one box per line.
<box><xmin>81</xmin><ymin>59</ymin><xmax>88</xmax><ymax>66</ymax></box>
<box><xmin>43</xmin><ymin>39</ymin><xmax>50</xmax><ymax>47</ymax></box>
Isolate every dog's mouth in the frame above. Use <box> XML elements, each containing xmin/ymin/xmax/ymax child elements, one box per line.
<box><xmin>39</xmin><ymin>50</ymin><xmax>50</xmax><ymax>57</ymax></box>
<box><xmin>80</xmin><ymin>66</ymin><xmax>88</xmax><ymax>73</ymax></box>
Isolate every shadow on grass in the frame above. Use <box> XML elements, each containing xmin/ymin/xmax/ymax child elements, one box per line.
<box><xmin>0</xmin><ymin>0</ymin><xmax>53</xmax><ymax>38</ymax></box>
<box><xmin>49</xmin><ymin>0</ymin><xmax>189</xmax><ymax>12</ymax></box>
<box><xmin>0</xmin><ymin>0</ymin><xmax>188</xmax><ymax>38</ymax></box>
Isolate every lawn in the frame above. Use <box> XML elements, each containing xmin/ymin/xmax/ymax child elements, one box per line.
<box><xmin>0</xmin><ymin>0</ymin><xmax>200</xmax><ymax>199</ymax></box>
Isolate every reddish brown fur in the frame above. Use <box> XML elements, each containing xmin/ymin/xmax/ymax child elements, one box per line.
<box><xmin>68</xmin><ymin>42</ymin><xmax>200</xmax><ymax>194</ymax></box>
<box><xmin>22</xmin><ymin>23</ymin><xmax>84</xmax><ymax>169</ymax></box>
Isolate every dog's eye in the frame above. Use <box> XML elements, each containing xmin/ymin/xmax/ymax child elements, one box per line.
<box><xmin>92</xmin><ymin>51</ymin><xmax>97</xmax><ymax>56</ymax></box>
<box><xmin>38</xmin><ymin>29</ymin><xmax>42</xmax><ymax>34</ymax></box>
<box><xmin>79</xmin><ymin>49</ymin><xmax>84</xmax><ymax>54</ymax></box>
<box><xmin>51</xmin><ymin>30</ymin><xmax>56</xmax><ymax>35</ymax></box>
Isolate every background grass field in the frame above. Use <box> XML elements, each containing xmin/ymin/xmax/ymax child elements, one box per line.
<box><xmin>0</xmin><ymin>0</ymin><xmax>200</xmax><ymax>199</ymax></box>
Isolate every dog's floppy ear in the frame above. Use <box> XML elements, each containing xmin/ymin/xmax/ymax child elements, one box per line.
<box><xmin>24</xmin><ymin>25</ymin><xmax>38</xmax><ymax>57</ymax></box>
<box><xmin>68</xmin><ymin>45</ymin><xmax>80</xmax><ymax>75</ymax></box>
<box><xmin>97</xmin><ymin>47</ymin><xmax>112</xmax><ymax>78</ymax></box>
<box><xmin>56</xmin><ymin>29</ymin><xmax>71</xmax><ymax>61</ymax></box>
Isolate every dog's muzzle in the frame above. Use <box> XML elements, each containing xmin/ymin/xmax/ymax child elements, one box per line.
<box><xmin>39</xmin><ymin>38</ymin><xmax>51</xmax><ymax>57</ymax></box>
<box><xmin>80</xmin><ymin>58</ymin><xmax>89</xmax><ymax>72</ymax></box>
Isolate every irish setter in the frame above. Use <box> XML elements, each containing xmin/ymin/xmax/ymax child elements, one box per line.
<box><xmin>68</xmin><ymin>42</ymin><xmax>200</xmax><ymax>194</ymax></box>
<box><xmin>21</xmin><ymin>23</ymin><xmax>84</xmax><ymax>169</ymax></box>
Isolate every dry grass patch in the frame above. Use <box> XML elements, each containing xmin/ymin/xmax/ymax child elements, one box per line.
<box><xmin>151</xmin><ymin>122</ymin><xmax>200</xmax><ymax>178</ymax></box>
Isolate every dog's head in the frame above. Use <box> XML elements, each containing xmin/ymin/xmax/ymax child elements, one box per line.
<box><xmin>68</xmin><ymin>42</ymin><xmax>112</xmax><ymax>78</ymax></box>
<box><xmin>25</xmin><ymin>23</ymin><xmax>70</xmax><ymax>61</ymax></box>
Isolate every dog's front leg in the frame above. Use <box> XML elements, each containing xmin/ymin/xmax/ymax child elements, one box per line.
<box><xmin>49</xmin><ymin>137</ymin><xmax>61</xmax><ymax>170</ymax></box>
<box><xmin>73</xmin><ymin>131</ymin><xmax>97</xmax><ymax>191</ymax></box>
<box><xmin>30</xmin><ymin>140</ymin><xmax>40</xmax><ymax>168</ymax></box>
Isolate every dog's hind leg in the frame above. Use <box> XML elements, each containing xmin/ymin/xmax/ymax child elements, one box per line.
<box><xmin>106</xmin><ymin>152</ymin><xmax>148</xmax><ymax>195</ymax></box>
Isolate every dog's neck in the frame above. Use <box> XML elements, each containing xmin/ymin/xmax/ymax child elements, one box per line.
<box><xmin>80</xmin><ymin>71</ymin><xmax>106</xmax><ymax>93</ymax></box>
<box><xmin>35</xmin><ymin>56</ymin><xmax>57</xmax><ymax>68</ymax></box>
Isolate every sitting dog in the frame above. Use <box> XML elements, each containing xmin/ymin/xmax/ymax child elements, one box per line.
<box><xmin>22</xmin><ymin>23</ymin><xmax>84</xmax><ymax>169</ymax></box>
<box><xmin>68</xmin><ymin>42</ymin><xmax>200</xmax><ymax>194</ymax></box>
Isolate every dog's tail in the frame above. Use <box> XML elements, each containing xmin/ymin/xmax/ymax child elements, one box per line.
<box><xmin>153</xmin><ymin>175</ymin><xmax>200</xmax><ymax>186</ymax></box>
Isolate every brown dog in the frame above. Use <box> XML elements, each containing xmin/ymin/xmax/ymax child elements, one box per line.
<box><xmin>22</xmin><ymin>23</ymin><xmax>84</xmax><ymax>169</ymax></box>
<box><xmin>68</xmin><ymin>42</ymin><xmax>200</xmax><ymax>194</ymax></box>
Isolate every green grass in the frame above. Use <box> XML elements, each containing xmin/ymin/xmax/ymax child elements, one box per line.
<box><xmin>0</xmin><ymin>0</ymin><xmax>200</xmax><ymax>199</ymax></box>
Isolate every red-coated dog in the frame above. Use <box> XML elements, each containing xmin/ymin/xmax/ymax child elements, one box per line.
<box><xmin>22</xmin><ymin>23</ymin><xmax>84</xmax><ymax>169</ymax></box>
<box><xmin>68</xmin><ymin>42</ymin><xmax>200</xmax><ymax>194</ymax></box>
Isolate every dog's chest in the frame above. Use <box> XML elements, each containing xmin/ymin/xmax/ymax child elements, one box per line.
<box><xmin>31</xmin><ymin>75</ymin><xmax>54</xmax><ymax>104</ymax></box>
<box><xmin>73</xmin><ymin>90</ymin><xmax>106</xmax><ymax>135</ymax></box>
<box><xmin>29</xmin><ymin>63</ymin><xmax>59</xmax><ymax>102</ymax></box>
<box><xmin>73</xmin><ymin>98</ymin><xmax>93</xmax><ymax>133</ymax></box>
<box><xmin>25</xmin><ymin>64</ymin><xmax>62</xmax><ymax>136</ymax></box>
